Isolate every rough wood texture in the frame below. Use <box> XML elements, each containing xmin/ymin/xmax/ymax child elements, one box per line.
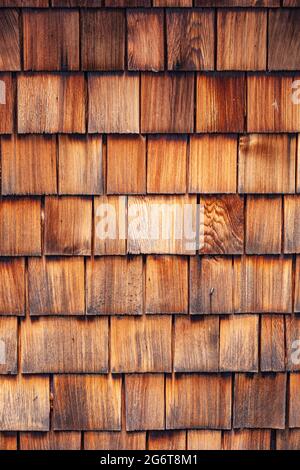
<box><xmin>84</xmin><ymin>431</ymin><xmax>146</xmax><ymax>450</ymax></box>
<box><xmin>277</xmin><ymin>430</ymin><xmax>300</xmax><ymax>450</ymax></box>
<box><xmin>167</xmin><ymin>9</ymin><xmax>215</xmax><ymax>71</ymax></box>
<box><xmin>223</xmin><ymin>430</ymin><xmax>271</xmax><ymax>450</ymax></box>
<box><xmin>189</xmin><ymin>135</ymin><xmax>237</xmax><ymax>193</ymax></box>
<box><xmin>286</xmin><ymin>316</ymin><xmax>300</xmax><ymax>370</ymax></box>
<box><xmin>94</xmin><ymin>196</ymin><xmax>127</xmax><ymax>255</ymax></box>
<box><xmin>0</xmin><ymin>73</ymin><xmax>13</xmax><ymax>134</ymax></box>
<box><xmin>269</xmin><ymin>9</ymin><xmax>300</xmax><ymax>70</ymax></box>
<box><xmin>0</xmin><ymin>317</ymin><xmax>18</xmax><ymax>374</ymax></box>
<box><xmin>0</xmin><ymin>258</ymin><xmax>25</xmax><ymax>315</ymax></box>
<box><xmin>289</xmin><ymin>373</ymin><xmax>300</xmax><ymax>427</ymax></box>
<box><xmin>0</xmin><ymin>432</ymin><xmax>17</xmax><ymax>450</ymax></box>
<box><xmin>261</xmin><ymin>315</ymin><xmax>285</xmax><ymax>372</ymax></box>
<box><xmin>295</xmin><ymin>257</ymin><xmax>300</xmax><ymax>312</ymax></box>
<box><xmin>28</xmin><ymin>257</ymin><xmax>85</xmax><ymax>315</ymax></box>
<box><xmin>187</xmin><ymin>430</ymin><xmax>222</xmax><ymax>450</ymax></box>
<box><xmin>217</xmin><ymin>10</ymin><xmax>267</xmax><ymax>70</ymax></box>
<box><xmin>128</xmin><ymin>10</ymin><xmax>164</xmax><ymax>71</ymax></box>
<box><xmin>148</xmin><ymin>431</ymin><xmax>186</xmax><ymax>450</ymax></box>
<box><xmin>196</xmin><ymin>0</ymin><xmax>279</xmax><ymax>4</ymax></box>
<box><xmin>20</xmin><ymin>432</ymin><xmax>81</xmax><ymax>450</ymax></box>
<box><xmin>166</xmin><ymin>374</ymin><xmax>232</xmax><ymax>429</ymax></box>
<box><xmin>0</xmin><ymin>9</ymin><xmax>20</xmax><ymax>71</ymax></box>
<box><xmin>284</xmin><ymin>195</ymin><xmax>300</xmax><ymax>253</ymax></box>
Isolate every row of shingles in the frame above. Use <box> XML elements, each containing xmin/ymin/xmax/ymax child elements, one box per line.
<box><xmin>1</xmin><ymin>8</ymin><xmax>300</xmax><ymax>72</ymax></box>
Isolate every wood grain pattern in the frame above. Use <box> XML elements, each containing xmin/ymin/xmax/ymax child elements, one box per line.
<box><xmin>0</xmin><ymin>73</ymin><xmax>13</xmax><ymax>134</ymax></box>
<box><xmin>146</xmin><ymin>256</ymin><xmax>188</xmax><ymax>314</ymax></box>
<box><xmin>44</xmin><ymin>197</ymin><xmax>92</xmax><ymax>255</ymax></box>
<box><xmin>289</xmin><ymin>373</ymin><xmax>300</xmax><ymax>427</ymax></box>
<box><xmin>217</xmin><ymin>10</ymin><xmax>267</xmax><ymax>70</ymax></box>
<box><xmin>94</xmin><ymin>196</ymin><xmax>127</xmax><ymax>255</ymax></box>
<box><xmin>107</xmin><ymin>136</ymin><xmax>146</xmax><ymax>194</ymax></box>
<box><xmin>125</xmin><ymin>374</ymin><xmax>165</xmax><ymax>431</ymax></box>
<box><xmin>23</xmin><ymin>10</ymin><xmax>79</xmax><ymax>71</ymax></box>
<box><xmin>154</xmin><ymin>0</ymin><xmax>191</xmax><ymax>4</ymax></box>
<box><xmin>0</xmin><ymin>317</ymin><xmax>17</xmax><ymax>374</ymax></box>
<box><xmin>166</xmin><ymin>374</ymin><xmax>232</xmax><ymax>429</ymax></box>
<box><xmin>295</xmin><ymin>257</ymin><xmax>300</xmax><ymax>312</ymax></box>
<box><xmin>269</xmin><ymin>10</ymin><xmax>300</xmax><ymax>70</ymax></box>
<box><xmin>223</xmin><ymin>430</ymin><xmax>271</xmax><ymax>450</ymax></box>
<box><xmin>247</xmin><ymin>75</ymin><xmax>300</xmax><ymax>132</ymax></box>
<box><xmin>58</xmin><ymin>135</ymin><xmax>102</xmax><ymax>195</ymax></box>
<box><xmin>88</xmin><ymin>73</ymin><xmax>139</xmax><ymax>133</ymax></box>
<box><xmin>81</xmin><ymin>10</ymin><xmax>125</xmax><ymax>70</ymax></box>
<box><xmin>167</xmin><ymin>9</ymin><xmax>214</xmax><ymax>71</ymax></box>
<box><xmin>261</xmin><ymin>315</ymin><xmax>285</xmax><ymax>371</ymax></box>
<box><xmin>0</xmin><ymin>9</ymin><xmax>20</xmax><ymax>71</ymax></box>
<box><xmin>196</xmin><ymin>0</ymin><xmax>279</xmax><ymax>4</ymax></box>
<box><xmin>1</xmin><ymin>135</ymin><xmax>57</xmax><ymax>195</ymax></box>
<box><xmin>187</xmin><ymin>430</ymin><xmax>222</xmax><ymax>450</ymax></box>
<box><xmin>0</xmin><ymin>198</ymin><xmax>41</xmax><ymax>255</ymax></box>
<box><xmin>0</xmin><ymin>258</ymin><xmax>25</xmax><ymax>315</ymax></box>
<box><xmin>106</xmin><ymin>0</ymin><xmax>150</xmax><ymax>5</ymax></box>
<box><xmin>196</xmin><ymin>74</ymin><xmax>245</xmax><ymax>132</ymax></box>
<box><xmin>21</xmin><ymin>317</ymin><xmax>108</xmax><ymax>373</ymax></box>
<box><xmin>128</xmin><ymin>10</ymin><xmax>164</xmax><ymax>71</ymax></box>
<box><xmin>189</xmin><ymin>135</ymin><xmax>237</xmax><ymax>193</ymax></box>
<box><xmin>20</xmin><ymin>432</ymin><xmax>81</xmax><ymax>450</ymax></box>
<box><xmin>239</xmin><ymin>134</ymin><xmax>296</xmax><ymax>193</ymax></box>
<box><xmin>277</xmin><ymin>430</ymin><xmax>300</xmax><ymax>450</ymax></box>
<box><xmin>190</xmin><ymin>256</ymin><xmax>235</xmax><ymax>314</ymax></box>
<box><xmin>84</xmin><ymin>431</ymin><xmax>146</xmax><ymax>450</ymax></box>
<box><xmin>141</xmin><ymin>73</ymin><xmax>194</xmax><ymax>133</ymax></box>
<box><xmin>286</xmin><ymin>316</ymin><xmax>300</xmax><ymax>370</ymax></box>
<box><xmin>147</xmin><ymin>136</ymin><xmax>187</xmax><ymax>194</ymax></box>
<box><xmin>234</xmin><ymin>373</ymin><xmax>286</xmax><ymax>429</ymax></box>
<box><xmin>220</xmin><ymin>315</ymin><xmax>259</xmax><ymax>372</ymax></box>
<box><xmin>53</xmin><ymin>375</ymin><xmax>121</xmax><ymax>431</ymax></box>
<box><xmin>148</xmin><ymin>431</ymin><xmax>186</xmax><ymax>450</ymax></box>
<box><xmin>200</xmin><ymin>195</ymin><xmax>244</xmax><ymax>254</ymax></box>
<box><xmin>284</xmin><ymin>195</ymin><xmax>300</xmax><ymax>253</ymax></box>
<box><xmin>0</xmin><ymin>432</ymin><xmax>17</xmax><ymax>450</ymax></box>
<box><xmin>0</xmin><ymin>0</ymin><xmax>48</xmax><ymax>5</ymax></box>
<box><xmin>0</xmin><ymin>376</ymin><xmax>49</xmax><ymax>431</ymax></box>
<box><xmin>174</xmin><ymin>316</ymin><xmax>219</xmax><ymax>372</ymax></box>
<box><xmin>111</xmin><ymin>316</ymin><xmax>172</xmax><ymax>372</ymax></box>
<box><xmin>86</xmin><ymin>256</ymin><xmax>143</xmax><ymax>315</ymax></box>
<box><xmin>52</xmin><ymin>0</ymin><xmax>102</xmax><ymax>4</ymax></box>
<box><xmin>18</xmin><ymin>73</ymin><xmax>85</xmax><ymax>133</ymax></box>
<box><xmin>28</xmin><ymin>257</ymin><xmax>85</xmax><ymax>315</ymax></box>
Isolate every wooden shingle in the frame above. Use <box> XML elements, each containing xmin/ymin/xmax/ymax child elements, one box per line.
<box><xmin>196</xmin><ymin>0</ymin><xmax>279</xmax><ymax>4</ymax></box>
<box><xmin>53</xmin><ymin>375</ymin><xmax>121</xmax><ymax>431</ymax></box>
<box><xmin>166</xmin><ymin>374</ymin><xmax>232</xmax><ymax>429</ymax></box>
<box><xmin>86</xmin><ymin>256</ymin><xmax>143</xmax><ymax>315</ymax></box>
<box><xmin>0</xmin><ymin>258</ymin><xmax>25</xmax><ymax>315</ymax></box>
<box><xmin>44</xmin><ymin>197</ymin><xmax>92</xmax><ymax>255</ymax></box>
<box><xmin>111</xmin><ymin>316</ymin><xmax>172</xmax><ymax>373</ymax></box>
<box><xmin>286</xmin><ymin>316</ymin><xmax>300</xmax><ymax>370</ymax></box>
<box><xmin>239</xmin><ymin>135</ymin><xmax>296</xmax><ymax>194</ymax></box>
<box><xmin>81</xmin><ymin>10</ymin><xmax>125</xmax><ymax>71</ymax></box>
<box><xmin>167</xmin><ymin>9</ymin><xmax>214</xmax><ymax>71</ymax></box>
<box><xmin>0</xmin><ymin>376</ymin><xmax>49</xmax><ymax>431</ymax></box>
<box><xmin>187</xmin><ymin>430</ymin><xmax>222</xmax><ymax>450</ymax></box>
<box><xmin>147</xmin><ymin>136</ymin><xmax>187</xmax><ymax>194</ymax></box>
<box><xmin>21</xmin><ymin>317</ymin><xmax>108</xmax><ymax>373</ymax></box>
<box><xmin>148</xmin><ymin>431</ymin><xmax>186</xmax><ymax>450</ymax></box>
<box><xmin>84</xmin><ymin>431</ymin><xmax>146</xmax><ymax>450</ymax></box>
<box><xmin>295</xmin><ymin>257</ymin><xmax>300</xmax><ymax>312</ymax></box>
<box><xmin>23</xmin><ymin>9</ymin><xmax>79</xmax><ymax>71</ymax></box>
<box><xmin>223</xmin><ymin>430</ymin><xmax>271</xmax><ymax>450</ymax></box>
<box><xmin>0</xmin><ymin>9</ymin><xmax>20</xmax><ymax>71</ymax></box>
<box><xmin>141</xmin><ymin>73</ymin><xmax>194</xmax><ymax>133</ymax></box>
<box><xmin>20</xmin><ymin>432</ymin><xmax>81</xmax><ymax>450</ymax></box>
<box><xmin>277</xmin><ymin>430</ymin><xmax>300</xmax><ymax>450</ymax></box>
<box><xmin>127</xmin><ymin>9</ymin><xmax>164</xmax><ymax>71</ymax></box>
<box><xmin>289</xmin><ymin>373</ymin><xmax>300</xmax><ymax>427</ymax></box>
<box><xmin>284</xmin><ymin>195</ymin><xmax>300</xmax><ymax>253</ymax></box>
<box><xmin>0</xmin><ymin>433</ymin><xmax>17</xmax><ymax>450</ymax></box>
<box><xmin>94</xmin><ymin>196</ymin><xmax>127</xmax><ymax>255</ymax></box>
<box><xmin>261</xmin><ymin>315</ymin><xmax>285</xmax><ymax>372</ymax></box>
<box><xmin>0</xmin><ymin>73</ymin><xmax>13</xmax><ymax>134</ymax></box>
<box><xmin>0</xmin><ymin>198</ymin><xmax>41</xmax><ymax>256</ymax></box>
<box><xmin>107</xmin><ymin>136</ymin><xmax>146</xmax><ymax>194</ymax></box>
<box><xmin>189</xmin><ymin>135</ymin><xmax>237</xmax><ymax>193</ymax></box>
<box><xmin>146</xmin><ymin>256</ymin><xmax>188</xmax><ymax>314</ymax></box>
<box><xmin>196</xmin><ymin>74</ymin><xmax>245</xmax><ymax>132</ymax></box>
<box><xmin>0</xmin><ymin>317</ymin><xmax>18</xmax><ymax>374</ymax></box>
<box><xmin>1</xmin><ymin>135</ymin><xmax>57</xmax><ymax>195</ymax></box>
<box><xmin>106</xmin><ymin>0</ymin><xmax>150</xmax><ymax>5</ymax></box>
<box><xmin>18</xmin><ymin>73</ymin><xmax>85</xmax><ymax>133</ymax></box>
<box><xmin>247</xmin><ymin>75</ymin><xmax>300</xmax><ymax>132</ymax></box>
<box><xmin>217</xmin><ymin>10</ymin><xmax>267</xmax><ymax>70</ymax></box>
<box><xmin>269</xmin><ymin>9</ymin><xmax>300</xmax><ymax>70</ymax></box>
<box><xmin>28</xmin><ymin>257</ymin><xmax>85</xmax><ymax>316</ymax></box>
<box><xmin>174</xmin><ymin>316</ymin><xmax>219</xmax><ymax>372</ymax></box>
<box><xmin>154</xmin><ymin>0</ymin><xmax>191</xmax><ymax>5</ymax></box>
<box><xmin>234</xmin><ymin>373</ymin><xmax>286</xmax><ymax>429</ymax></box>
<box><xmin>88</xmin><ymin>73</ymin><xmax>139</xmax><ymax>133</ymax></box>
<box><xmin>125</xmin><ymin>374</ymin><xmax>165</xmax><ymax>431</ymax></box>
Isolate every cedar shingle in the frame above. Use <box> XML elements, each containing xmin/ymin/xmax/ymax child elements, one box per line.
<box><xmin>28</xmin><ymin>257</ymin><xmax>85</xmax><ymax>316</ymax></box>
<box><xmin>295</xmin><ymin>257</ymin><xmax>300</xmax><ymax>312</ymax></box>
<box><xmin>146</xmin><ymin>256</ymin><xmax>188</xmax><ymax>314</ymax></box>
<box><xmin>196</xmin><ymin>0</ymin><xmax>279</xmax><ymax>4</ymax></box>
<box><xmin>0</xmin><ymin>376</ymin><xmax>49</xmax><ymax>431</ymax></box>
<box><xmin>1</xmin><ymin>135</ymin><xmax>57</xmax><ymax>195</ymax></box>
<box><xmin>289</xmin><ymin>373</ymin><xmax>300</xmax><ymax>427</ymax></box>
<box><xmin>58</xmin><ymin>135</ymin><xmax>102</xmax><ymax>195</ymax></box>
<box><xmin>269</xmin><ymin>10</ymin><xmax>300</xmax><ymax>70</ymax></box>
<box><xmin>0</xmin><ymin>318</ymin><xmax>18</xmax><ymax>374</ymax></box>
<box><xmin>0</xmin><ymin>9</ymin><xmax>20</xmax><ymax>71</ymax></box>
<box><xmin>141</xmin><ymin>73</ymin><xmax>194</xmax><ymax>133</ymax></box>
<box><xmin>23</xmin><ymin>10</ymin><xmax>79</xmax><ymax>71</ymax></box>
<box><xmin>187</xmin><ymin>431</ymin><xmax>222</xmax><ymax>450</ymax></box>
<box><xmin>88</xmin><ymin>73</ymin><xmax>139</xmax><ymax>133</ymax></box>
<box><xmin>94</xmin><ymin>196</ymin><xmax>127</xmax><ymax>255</ymax></box>
<box><xmin>53</xmin><ymin>375</ymin><xmax>121</xmax><ymax>431</ymax></box>
<box><xmin>196</xmin><ymin>74</ymin><xmax>245</xmax><ymax>132</ymax></box>
<box><xmin>0</xmin><ymin>258</ymin><xmax>25</xmax><ymax>315</ymax></box>
<box><xmin>286</xmin><ymin>316</ymin><xmax>300</xmax><ymax>370</ymax></box>
<box><xmin>86</xmin><ymin>256</ymin><xmax>143</xmax><ymax>315</ymax></box>
<box><xmin>189</xmin><ymin>135</ymin><xmax>237</xmax><ymax>193</ymax></box>
<box><xmin>81</xmin><ymin>10</ymin><xmax>125</xmax><ymax>71</ymax></box>
<box><xmin>84</xmin><ymin>431</ymin><xmax>146</xmax><ymax>450</ymax></box>
<box><xmin>106</xmin><ymin>0</ymin><xmax>150</xmax><ymax>5</ymax></box>
<box><xmin>154</xmin><ymin>0</ymin><xmax>191</xmax><ymax>4</ymax></box>
<box><xmin>284</xmin><ymin>195</ymin><xmax>300</xmax><ymax>253</ymax></box>
<box><xmin>166</xmin><ymin>374</ymin><xmax>232</xmax><ymax>429</ymax></box>
<box><xmin>0</xmin><ymin>73</ymin><xmax>13</xmax><ymax>134</ymax></box>
<box><xmin>44</xmin><ymin>197</ymin><xmax>92</xmax><ymax>255</ymax></box>
<box><xmin>0</xmin><ymin>433</ymin><xmax>17</xmax><ymax>450</ymax></box>
<box><xmin>148</xmin><ymin>431</ymin><xmax>186</xmax><ymax>450</ymax></box>
<box><xmin>107</xmin><ymin>136</ymin><xmax>146</xmax><ymax>194</ymax></box>
<box><xmin>20</xmin><ymin>432</ymin><xmax>81</xmax><ymax>450</ymax></box>
<box><xmin>0</xmin><ymin>0</ymin><xmax>48</xmax><ymax>5</ymax></box>
<box><xmin>127</xmin><ymin>10</ymin><xmax>164</xmax><ymax>71</ymax></box>
<box><xmin>276</xmin><ymin>430</ymin><xmax>300</xmax><ymax>450</ymax></box>
<box><xmin>174</xmin><ymin>316</ymin><xmax>219</xmax><ymax>372</ymax></box>
<box><xmin>234</xmin><ymin>373</ymin><xmax>286</xmax><ymax>429</ymax></box>
<box><xmin>111</xmin><ymin>316</ymin><xmax>172</xmax><ymax>372</ymax></box>
<box><xmin>261</xmin><ymin>315</ymin><xmax>285</xmax><ymax>372</ymax></box>
<box><xmin>18</xmin><ymin>73</ymin><xmax>85</xmax><ymax>133</ymax></box>
<box><xmin>21</xmin><ymin>317</ymin><xmax>108</xmax><ymax>373</ymax></box>
<box><xmin>217</xmin><ymin>10</ymin><xmax>267</xmax><ymax>70</ymax></box>
<box><xmin>167</xmin><ymin>9</ymin><xmax>215</xmax><ymax>71</ymax></box>
<box><xmin>223</xmin><ymin>430</ymin><xmax>271</xmax><ymax>450</ymax></box>
<box><xmin>52</xmin><ymin>0</ymin><xmax>102</xmax><ymax>4</ymax></box>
